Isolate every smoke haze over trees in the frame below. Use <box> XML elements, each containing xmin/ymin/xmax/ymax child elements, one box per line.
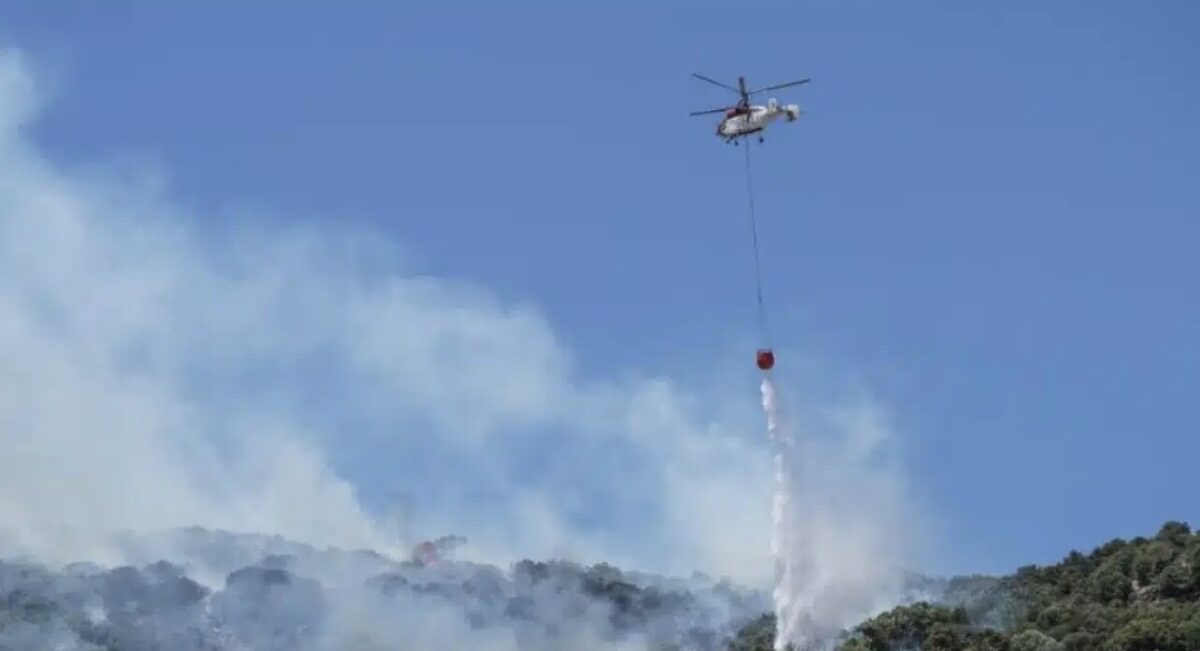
<box><xmin>1</xmin><ymin>521</ymin><xmax>1196</xmax><ymax>650</ymax></box>
<box><xmin>0</xmin><ymin>527</ymin><xmax>775</xmax><ymax>650</ymax></box>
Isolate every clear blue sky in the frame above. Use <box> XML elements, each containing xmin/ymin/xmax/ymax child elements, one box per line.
<box><xmin>3</xmin><ymin>1</ymin><xmax>1197</xmax><ymax>575</ymax></box>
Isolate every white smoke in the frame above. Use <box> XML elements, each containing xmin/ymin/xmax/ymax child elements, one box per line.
<box><xmin>0</xmin><ymin>44</ymin><xmax>753</xmax><ymax>576</ymax></box>
<box><xmin>762</xmin><ymin>371</ymin><xmax>921</xmax><ymax>650</ymax></box>
<box><xmin>0</xmin><ymin>42</ymin><xmax>929</xmax><ymax>649</ymax></box>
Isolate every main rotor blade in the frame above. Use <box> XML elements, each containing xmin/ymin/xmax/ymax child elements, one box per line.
<box><xmin>692</xmin><ymin>73</ymin><xmax>740</xmax><ymax>94</ymax></box>
<box><xmin>689</xmin><ymin>106</ymin><xmax>732</xmax><ymax>116</ymax></box>
<box><xmin>748</xmin><ymin>78</ymin><xmax>811</xmax><ymax>94</ymax></box>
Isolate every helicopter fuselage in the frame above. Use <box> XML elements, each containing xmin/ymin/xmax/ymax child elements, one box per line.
<box><xmin>716</xmin><ymin>99</ymin><xmax>801</xmax><ymax>142</ymax></box>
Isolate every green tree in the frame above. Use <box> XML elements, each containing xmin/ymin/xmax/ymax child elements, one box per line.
<box><xmin>1133</xmin><ymin>541</ymin><xmax>1177</xmax><ymax>586</ymax></box>
<box><xmin>728</xmin><ymin>613</ymin><xmax>775</xmax><ymax>651</ymax></box>
<box><xmin>1154</xmin><ymin>521</ymin><xmax>1192</xmax><ymax>546</ymax></box>
<box><xmin>1061</xmin><ymin>631</ymin><xmax>1102</xmax><ymax>651</ymax></box>
<box><xmin>1088</xmin><ymin>549</ymin><xmax>1134</xmax><ymax>605</ymax></box>
<box><xmin>964</xmin><ymin>629</ymin><xmax>1008</xmax><ymax>651</ymax></box>
<box><xmin>1010</xmin><ymin>629</ymin><xmax>1062</xmax><ymax>651</ymax></box>
<box><xmin>1104</xmin><ymin>603</ymin><xmax>1200</xmax><ymax>651</ymax></box>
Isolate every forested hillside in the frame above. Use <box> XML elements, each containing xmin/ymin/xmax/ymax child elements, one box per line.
<box><xmin>730</xmin><ymin>521</ymin><xmax>1200</xmax><ymax>650</ymax></box>
<box><xmin>0</xmin><ymin>528</ymin><xmax>775</xmax><ymax>649</ymax></box>
<box><xmin>1</xmin><ymin>522</ymin><xmax>1195</xmax><ymax>649</ymax></box>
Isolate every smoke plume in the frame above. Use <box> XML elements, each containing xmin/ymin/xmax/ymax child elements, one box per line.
<box><xmin>0</xmin><ymin>42</ymin><xmax>930</xmax><ymax>649</ymax></box>
<box><xmin>761</xmin><ymin>371</ymin><xmax>921</xmax><ymax>650</ymax></box>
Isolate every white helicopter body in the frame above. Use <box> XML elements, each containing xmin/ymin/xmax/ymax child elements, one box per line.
<box><xmin>690</xmin><ymin>73</ymin><xmax>809</xmax><ymax>144</ymax></box>
<box><xmin>715</xmin><ymin>98</ymin><xmax>802</xmax><ymax>143</ymax></box>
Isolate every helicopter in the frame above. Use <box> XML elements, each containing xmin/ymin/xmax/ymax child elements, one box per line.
<box><xmin>689</xmin><ymin>73</ymin><xmax>810</xmax><ymax>144</ymax></box>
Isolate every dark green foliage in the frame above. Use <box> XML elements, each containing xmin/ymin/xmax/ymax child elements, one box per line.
<box><xmin>1133</xmin><ymin>541</ymin><xmax>1176</xmax><ymax>585</ymax></box>
<box><xmin>1155</xmin><ymin>558</ymin><xmax>1194</xmax><ymax>600</ymax></box>
<box><xmin>1104</xmin><ymin>602</ymin><xmax>1200</xmax><ymax>651</ymax></box>
<box><xmin>853</xmin><ymin>602</ymin><xmax>969</xmax><ymax>650</ymax></box>
<box><xmin>1061</xmin><ymin>631</ymin><xmax>1101</xmax><ymax>651</ymax></box>
<box><xmin>924</xmin><ymin>622</ymin><xmax>968</xmax><ymax>651</ymax></box>
<box><xmin>1088</xmin><ymin>546</ymin><xmax>1135</xmax><ymax>604</ymax></box>
<box><xmin>990</xmin><ymin>519</ymin><xmax>1200</xmax><ymax>648</ymax></box>
<box><xmin>1010</xmin><ymin>628</ymin><xmax>1062</xmax><ymax>650</ymax></box>
<box><xmin>965</xmin><ymin>629</ymin><xmax>1009</xmax><ymax>651</ymax></box>
<box><xmin>724</xmin><ymin>520</ymin><xmax>1200</xmax><ymax>651</ymax></box>
<box><xmin>834</xmin><ymin>602</ymin><xmax>1008</xmax><ymax>651</ymax></box>
<box><xmin>727</xmin><ymin>614</ymin><xmax>776</xmax><ymax>651</ymax></box>
<box><xmin>1155</xmin><ymin>522</ymin><xmax>1191</xmax><ymax>546</ymax></box>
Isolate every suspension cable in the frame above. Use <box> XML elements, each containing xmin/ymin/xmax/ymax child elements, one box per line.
<box><xmin>743</xmin><ymin>141</ymin><xmax>771</xmax><ymax>347</ymax></box>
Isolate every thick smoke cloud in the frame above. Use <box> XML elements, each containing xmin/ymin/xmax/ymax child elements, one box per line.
<box><xmin>0</xmin><ymin>43</ymin><xmax>928</xmax><ymax>646</ymax></box>
<box><xmin>0</xmin><ymin>528</ymin><xmax>774</xmax><ymax>650</ymax></box>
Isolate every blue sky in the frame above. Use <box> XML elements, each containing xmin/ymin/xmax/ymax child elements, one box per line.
<box><xmin>2</xmin><ymin>2</ymin><xmax>1197</xmax><ymax>578</ymax></box>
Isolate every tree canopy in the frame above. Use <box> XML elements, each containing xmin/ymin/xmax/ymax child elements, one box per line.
<box><xmin>728</xmin><ymin>520</ymin><xmax>1200</xmax><ymax>651</ymax></box>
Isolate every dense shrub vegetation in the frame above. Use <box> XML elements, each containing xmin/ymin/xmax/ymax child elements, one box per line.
<box><xmin>1</xmin><ymin>521</ymin><xmax>1195</xmax><ymax>649</ymax></box>
<box><xmin>728</xmin><ymin>520</ymin><xmax>1200</xmax><ymax>650</ymax></box>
